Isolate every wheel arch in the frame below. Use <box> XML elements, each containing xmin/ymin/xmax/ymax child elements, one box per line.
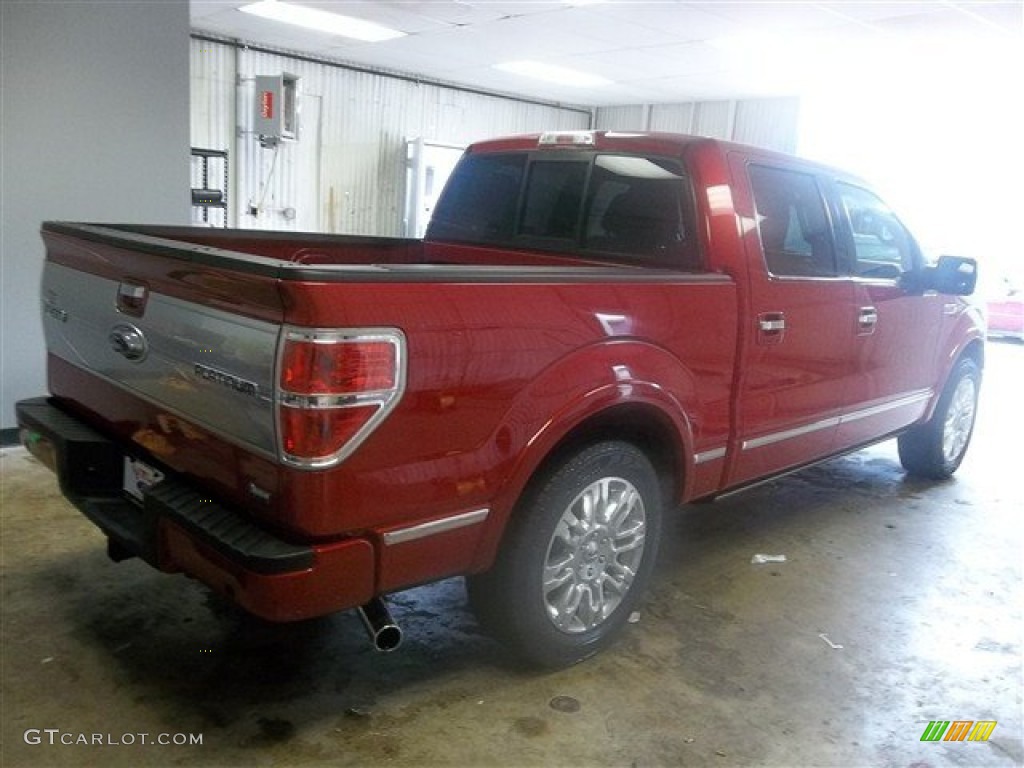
<box><xmin>923</xmin><ymin>336</ymin><xmax>985</xmax><ymax>423</ymax></box>
<box><xmin>525</xmin><ymin>401</ymin><xmax>686</xmax><ymax>511</ymax></box>
<box><xmin>959</xmin><ymin>337</ymin><xmax>985</xmax><ymax>373</ymax></box>
<box><xmin>470</xmin><ymin>395</ymin><xmax>690</xmax><ymax>574</ymax></box>
<box><xmin>467</xmin><ymin>338</ymin><xmax>707</xmax><ymax>574</ymax></box>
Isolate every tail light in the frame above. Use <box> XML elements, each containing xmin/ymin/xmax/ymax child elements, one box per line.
<box><xmin>277</xmin><ymin>327</ymin><xmax>406</xmax><ymax>469</ymax></box>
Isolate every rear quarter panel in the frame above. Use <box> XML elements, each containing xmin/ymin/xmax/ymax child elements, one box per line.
<box><xmin>276</xmin><ymin>276</ymin><xmax>738</xmax><ymax>572</ymax></box>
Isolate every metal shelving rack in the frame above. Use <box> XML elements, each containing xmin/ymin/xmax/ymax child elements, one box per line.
<box><xmin>191</xmin><ymin>147</ymin><xmax>228</xmax><ymax>227</ymax></box>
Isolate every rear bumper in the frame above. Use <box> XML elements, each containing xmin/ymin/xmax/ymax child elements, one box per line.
<box><xmin>15</xmin><ymin>397</ymin><xmax>375</xmax><ymax>621</ymax></box>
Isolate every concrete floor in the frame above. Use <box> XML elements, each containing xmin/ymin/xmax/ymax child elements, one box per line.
<box><xmin>2</xmin><ymin>343</ymin><xmax>1021</xmax><ymax>768</ymax></box>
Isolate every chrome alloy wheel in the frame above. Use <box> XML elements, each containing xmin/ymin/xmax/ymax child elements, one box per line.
<box><xmin>541</xmin><ymin>476</ymin><xmax>647</xmax><ymax>634</ymax></box>
<box><xmin>942</xmin><ymin>375</ymin><xmax>977</xmax><ymax>464</ymax></box>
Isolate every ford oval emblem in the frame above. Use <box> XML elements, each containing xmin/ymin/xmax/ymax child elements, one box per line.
<box><xmin>109</xmin><ymin>324</ymin><xmax>148</xmax><ymax>362</ymax></box>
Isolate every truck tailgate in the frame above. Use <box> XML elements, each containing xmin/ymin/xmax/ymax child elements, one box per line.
<box><xmin>40</xmin><ymin>224</ymin><xmax>286</xmax><ymax>512</ymax></box>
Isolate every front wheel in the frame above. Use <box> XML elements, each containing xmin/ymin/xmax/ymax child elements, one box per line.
<box><xmin>467</xmin><ymin>441</ymin><xmax>663</xmax><ymax>668</ymax></box>
<box><xmin>898</xmin><ymin>357</ymin><xmax>981</xmax><ymax>479</ymax></box>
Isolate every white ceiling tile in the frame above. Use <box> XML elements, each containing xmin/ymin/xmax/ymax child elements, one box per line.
<box><xmin>553</xmin><ymin>7</ymin><xmax>698</xmax><ymax>47</ymax></box>
<box><xmin>371</xmin><ymin>28</ymin><xmax>488</xmax><ymax>67</ymax></box>
<box><xmin>948</xmin><ymin>0</ymin><xmax>1024</xmax><ymax>32</ymax></box>
<box><xmin>467</xmin><ymin>12</ymin><xmax>627</xmax><ymax>57</ymax></box>
<box><xmin>190</xmin><ymin>1</ymin><xmax>242</xmax><ymax>22</ymax></box>
<box><xmin>816</xmin><ymin>1</ymin><xmax>959</xmax><ymax>24</ymax></box>
<box><xmin>566</xmin><ymin>41</ymin><xmax>732</xmax><ymax>80</ymax></box>
<box><xmin>581</xmin><ymin>3</ymin><xmax>746</xmax><ymax>41</ymax></box>
<box><xmin>188</xmin><ymin>0</ymin><xmax>1022</xmax><ymax>105</ymax></box>
<box><xmin>460</xmin><ymin>2</ymin><xmax>567</xmax><ymax>20</ymax></box>
<box><xmin>699</xmin><ymin>1</ymin><xmax>850</xmax><ymax>31</ymax></box>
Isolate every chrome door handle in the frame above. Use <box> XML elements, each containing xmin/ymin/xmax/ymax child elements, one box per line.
<box><xmin>857</xmin><ymin>306</ymin><xmax>878</xmax><ymax>336</ymax></box>
<box><xmin>757</xmin><ymin>312</ymin><xmax>786</xmax><ymax>345</ymax></box>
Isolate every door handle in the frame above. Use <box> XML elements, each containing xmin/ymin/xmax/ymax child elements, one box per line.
<box><xmin>858</xmin><ymin>306</ymin><xmax>878</xmax><ymax>334</ymax></box>
<box><xmin>757</xmin><ymin>312</ymin><xmax>786</xmax><ymax>345</ymax></box>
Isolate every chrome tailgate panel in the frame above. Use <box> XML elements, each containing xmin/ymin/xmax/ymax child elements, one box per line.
<box><xmin>42</xmin><ymin>261</ymin><xmax>279</xmax><ymax>458</ymax></box>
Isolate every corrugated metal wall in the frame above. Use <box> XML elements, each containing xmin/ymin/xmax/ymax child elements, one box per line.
<box><xmin>594</xmin><ymin>105</ymin><xmax>647</xmax><ymax>132</ymax></box>
<box><xmin>190</xmin><ymin>38</ymin><xmax>591</xmax><ymax>235</ymax></box>
<box><xmin>731</xmin><ymin>98</ymin><xmax>801</xmax><ymax>154</ymax></box>
<box><xmin>596</xmin><ymin>97</ymin><xmax>800</xmax><ymax>154</ymax></box>
<box><xmin>190</xmin><ymin>39</ymin><xmax>235</xmax><ymax>228</ymax></box>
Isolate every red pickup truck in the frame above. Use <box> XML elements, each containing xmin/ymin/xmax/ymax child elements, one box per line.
<box><xmin>17</xmin><ymin>131</ymin><xmax>983</xmax><ymax>667</ymax></box>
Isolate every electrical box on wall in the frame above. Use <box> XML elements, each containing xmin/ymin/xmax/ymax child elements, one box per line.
<box><xmin>254</xmin><ymin>73</ymin><xmax>299</xmax><ymax>147</ymax></box>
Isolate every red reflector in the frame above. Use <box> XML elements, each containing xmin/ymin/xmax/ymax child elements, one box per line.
<box><xmin>280</xmin><ymin>405</ymin><xmax>379</xmax><ymax>459</ymax></box>
<box><xmin>281</xmin><ymin>340</ymin><xmax>397</xmax><ymax>394</ymax></box>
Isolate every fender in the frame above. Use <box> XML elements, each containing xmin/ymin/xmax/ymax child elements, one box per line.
<box><xmin>919</xmin><ymin>300</ymin><xmax>985</xmax><ymax>424</ymax></box>
<box><xmin>469</xmin><ymin>338</ymin><xmax>714</xmax><ymax>572</ymax></box>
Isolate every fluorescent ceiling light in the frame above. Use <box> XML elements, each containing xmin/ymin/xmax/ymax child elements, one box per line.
<box><xmin>239</xmin><ymin>0</ymin><xmax>405</xmax><ymax>43</ymax></box>
<box><xmin>495</xmin><ymin>61</ymin><xmax>611</xmax><ymax>88</ymax></box>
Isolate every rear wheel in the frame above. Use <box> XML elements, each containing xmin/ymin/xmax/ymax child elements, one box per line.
<box><xmin>468</xmin><ymin>441</ymin><xmax>663</xmax><ymax>668</ymax></box>
<box><xmin>898</xmin><ymin>358</ymin><xmax>980</xmax><ymax>479</ymax></box>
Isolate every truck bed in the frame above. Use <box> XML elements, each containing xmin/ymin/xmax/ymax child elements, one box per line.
<box><xmin>44</xmin><ymin>222</ymin><xmax>699</xmax><ymax>276</ymax></box>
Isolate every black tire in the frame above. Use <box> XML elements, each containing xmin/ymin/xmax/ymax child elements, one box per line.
<box><xmin>467</xmin><ymin>441</ymin><xmax>663</xmax><ymax>668</ymax></box>
<box><xmin>898</xmin><ymin>357</ymin><xmax>981</xmax><ymax>479</ymax></box>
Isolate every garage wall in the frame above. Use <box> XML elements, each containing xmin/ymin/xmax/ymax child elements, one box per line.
<box><xmin>191</xmin><ymin>37</ymin><xmax>592</xmax><ymax>235</ymax></box>
<box><xmin>0</xmin><ymin>1</ymin><xmax>190</xmax><ymax>434</ymax></box>
<box><xmin>595</xmin><ymin>97</ymin><xmax>800</xmax><ymax>154</ymax></box>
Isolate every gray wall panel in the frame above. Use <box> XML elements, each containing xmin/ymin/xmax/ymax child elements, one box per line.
<box><xmin>1</xmin><ymin>1</ymin><xmax>190</xmax><ymax>431</ymax></box>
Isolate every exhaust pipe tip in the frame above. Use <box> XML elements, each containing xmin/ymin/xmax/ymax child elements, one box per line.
<box><xmin>357</xmin><ymin>598</ymin><xmax>403</xmax><ymax>652</ymax></box>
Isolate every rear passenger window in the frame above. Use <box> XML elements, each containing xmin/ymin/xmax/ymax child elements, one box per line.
<box><xmin>749</xmin><ymin>165</ymin><xmax>836</xmax><ymax>278</ymax></box>
<box><xmin>838</xmin><ymin>183</ymin><xmax>916</xmax><ymax>277</ymax></box>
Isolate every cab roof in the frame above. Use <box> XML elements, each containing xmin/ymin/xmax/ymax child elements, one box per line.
<box><xmin>466</xmin><ymin>130</ymin><xmax>717</xmax><ymax>158</ymax></box>
<box><xmin>466</xmin><ymin>130</ymin><xmax>865</xmax><ymax>186</ymax></box>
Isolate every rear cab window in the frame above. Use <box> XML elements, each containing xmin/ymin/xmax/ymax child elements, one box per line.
<box><xmin>428</xmin><ymin>149</ymin><xmax>702</xmax><ymax>270</ymax></box>
<box><xmin>425</xmin><ymin>153</ymin><xmax>526</xmax><ymax>242</ymax></box>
